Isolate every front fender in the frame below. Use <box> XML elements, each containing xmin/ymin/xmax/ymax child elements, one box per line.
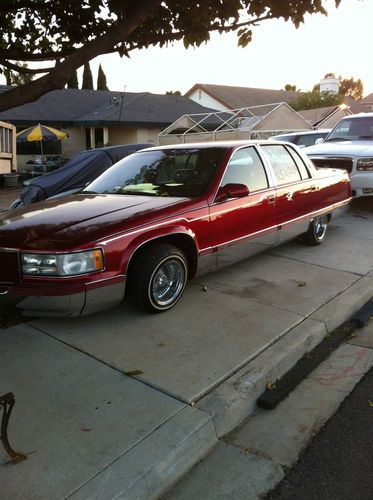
<box><xmin>122</xmin><ymin>225</ymin><xmax>198</xmax><ymax>274</ymax></box>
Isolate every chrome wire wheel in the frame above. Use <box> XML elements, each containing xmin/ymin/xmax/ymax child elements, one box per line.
<box><xmin>314</xmin><ymin>215</ymin><xmax>328</xmax><ymax>241</ymax></box>
<box><xmin>150</xmin><ymin>257</ymin><xmax>186</xmax><ymax>308</ymax></box>
<box><xmin>303</xmin><ymin>214</ymin><xmax>329</xmax><ymax>246</ymax></box>
<box><xmin>129</xmin><ymin>243</ymin><xmax>189</xmax><ymax>313</ymax></box>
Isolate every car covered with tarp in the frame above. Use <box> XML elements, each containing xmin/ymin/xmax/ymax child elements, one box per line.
<box><xmin>13</xmin><ymin>143</ymin><xmax>153</xmax><ymax>207</ymax></box>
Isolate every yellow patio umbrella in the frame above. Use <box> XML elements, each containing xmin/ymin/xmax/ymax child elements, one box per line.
<box><xmin>16</xmin><ymin>123</ymin><xmax>68</xmax><ymax>159</ymax></box>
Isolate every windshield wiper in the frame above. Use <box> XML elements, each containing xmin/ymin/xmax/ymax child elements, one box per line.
<box><xmin>120</xmin><ymin>190</ymin><xmax>158</xmax><ymax>196</ymax></box>
<box><xmin>358</xmin><ymin>135</ymin><xmax>373</xmax><ymax>139</ymax></box>
<box><xmin>82</xmin><ymin>190</ymin><xmax>98</xmax><ymax>194</ymax></box>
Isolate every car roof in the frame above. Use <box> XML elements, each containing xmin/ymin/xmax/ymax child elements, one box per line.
<box><xmin>140</xmin><ymin>140</ymin><xmax>286</xmax><ymax>151</ymax></box>
<box><xmin>339</xmin><ymin>112</ymin><xmax>373</xmax><ymax>120</ymax></box>
<box><xmin>272</xmin><ymin>129</ymin><xmax>331</xmax><ymax>139</ymax></box>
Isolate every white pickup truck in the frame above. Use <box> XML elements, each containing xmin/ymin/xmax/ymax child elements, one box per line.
<box><xmin>305</xmin><ymin>113</ymin><xmax>373</xmax><ymax>197</ymax></box>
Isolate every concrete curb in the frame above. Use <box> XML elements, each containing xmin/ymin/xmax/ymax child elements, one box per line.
<box><xmin>197</xmin><ymin>276</ymin><xmax>373</xmax><ymax>437</ymax></box>
<box><xmin>70</xmin><ymin>406</ymin><xmax>217</xmax><ymax>500</ymax></box>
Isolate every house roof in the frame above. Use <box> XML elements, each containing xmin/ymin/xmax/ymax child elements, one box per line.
<box><xmin>0</xmin><ymin>86</ymin><xmax>217</xmax><ymax>127</ymax></box>
<box><xmin>298</xmin><ymin>106</ymin><xmax>338</xmax><ymax>126</ymax></box>
<box><xmin>361</xmin><ymin>92</ymin><xmax>373</xmax><ymax>103</ymax></box>
<box><xmin>343</xmin><ymin>96</ymin><xmax>366</xmax><ymax>113</ymax></box>
<box><xmin>298</xmin><ymin>97</ymin><xmax>365</xmax><ymax>126</ymax></box>
<box><xmin>185</xmin><ymin>83</ymin><xmax>300</xmax><ymax>109</ymax></box>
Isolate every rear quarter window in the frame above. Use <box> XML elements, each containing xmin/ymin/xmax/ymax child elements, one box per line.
<box><xmin>261</xmin><ymin>144</ymin><xmax>302</xmax><ymax>185</ymax></box>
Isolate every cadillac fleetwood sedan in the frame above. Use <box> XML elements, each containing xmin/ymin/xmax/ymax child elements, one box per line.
<box><xmin>0</xmin><ymin>141</ymin><xmax>351</xmax><ymax>317</ymax></box>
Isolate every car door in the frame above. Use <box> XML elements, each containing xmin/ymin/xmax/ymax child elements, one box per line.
<box><xmin>209</xmin><ymin>146</ymin><xmax>278</xmax><ymax>269</ymax></box>
<box><xmin>259</xmin><ymin>143</ymin><xmax>320</xmax><ymax>245</ymax></box>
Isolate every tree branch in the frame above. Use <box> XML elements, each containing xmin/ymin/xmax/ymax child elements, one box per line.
<box><xmin>0</xmin><ymin>0</ymin><xmax>163</xmax><ymax>112</ymax></box>
<box><xmin>0</xmin><ymin>60</ymin><xmax>54</xmax><ymax>74</ymax></box>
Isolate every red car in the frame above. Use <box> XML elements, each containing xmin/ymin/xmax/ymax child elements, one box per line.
<box><xmin>0</xmin><ymin>141</ymin><xmax>351</xmax><ymax>317</ymax></box>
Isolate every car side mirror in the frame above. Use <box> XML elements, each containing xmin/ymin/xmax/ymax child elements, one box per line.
<box><xmin>315</xmin><ymin>138</ymin><xmax>324</xmax><ymax>145</ymax></box>
<box><xmin>215</xmin><ymin>183</ymin><xmax>249</xmax><ymax>203</ymax></box>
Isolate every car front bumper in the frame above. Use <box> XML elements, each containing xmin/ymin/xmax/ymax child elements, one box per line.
<box><xmin>0</xmin><ymin>275</ymin><xmax>126</xmax><ymax>318</ymax></box>
<box><xmin>350</xmin><ymin>172</ymin><xmax>373</xmax><ymax>197</ymax></box>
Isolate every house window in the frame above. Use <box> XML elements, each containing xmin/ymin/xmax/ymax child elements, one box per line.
<box><xmin>85</xmin><ymin>127</ymin><xmax>104</xmax><ymax>148</ymax></box>
<box><xmin>198</xmin><ymin>90</ymin><xmax>202</xmax><ymax>100</ymax></box>
<box><xmin>0</xmin><ymin>127</ymin><xmax>13</xmax><ymax>153</ymax></box>
<box><xmin>95</xmin><ymin>128</ymin><xmax>104</xmax><ymax>147</ymax></box>
<box><xmin>85</xmin><ymin>128</ymin><xmax>91</xmax><ymax>149</ymax></box>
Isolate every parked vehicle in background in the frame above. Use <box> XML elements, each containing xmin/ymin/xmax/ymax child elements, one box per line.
<box><xmin>305</xmin><ymin>113</ymin><xmax>373</xmax><ymax>197</ymax></box>
<box><xmin>11</xmin><ymin>143</ymin><xmax>153</xmax><ymax>208</ymax></box>
<box><xmin>271</xmin><ymin>129</ymin><xmax>331</xmax><ymax>148</ymax></box>
<box><xmin>0</xmin><ymin>140</ymin><xmax>351</xmax><ymax>318</ymax></box>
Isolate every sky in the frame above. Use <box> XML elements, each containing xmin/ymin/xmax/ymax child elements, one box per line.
<box><xmin>87</xmin><ymin>0</ymin><xmax>373</xmax><ymax>97</ymax></box>
<box><xmin>2</xmin><ymin>0</ymin><xmax>372</xmax><ymax>98</ymax></box>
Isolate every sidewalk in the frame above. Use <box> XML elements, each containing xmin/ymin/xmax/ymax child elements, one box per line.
<box><xmin>1</xmin><ymin>198</ymin><xmax>372</xmax><ymax>499</ymax></box>
<box><xmin>163</xmin><ymin>319</ymin><xmax>373</xmax><ymax>499</ymax></box>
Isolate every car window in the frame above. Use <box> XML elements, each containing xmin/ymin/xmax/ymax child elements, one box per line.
<box><xmin>296</xmin><ymin>134</ymin><xmax>320</xmax><ymax>147</ymax></box>
<box><xmin>273</xmin><ymin>134</ymin><xmax>295</xmax><ymax>142</ymax></box>
<box><xmin>261</xmin><ymin>144</ymin><xmax>302</xmax><ymax>185</ymax></box>
<box><xmin>327</xmin><ymin>117</ymin><xmax>373</xmax><ymax>141</ymax></box>
<box><xmin>220</xmin><ymin>147</ymin><xmax>268</xmax><ymax>192</ymax></box>
<box><xmin>286</xmin><ymin>146</ymin><xmax>311</xmax><ymax>179</ymax></box>
<box><xmin>85</xmin><ymin>148</ymin><xmax>226</xmax><ymax>197</ymax></box>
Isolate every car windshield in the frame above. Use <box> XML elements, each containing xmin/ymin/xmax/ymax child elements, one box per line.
<box><xmin>326</xmin><ymin>116</ymin><xmax>373</xmax><ymax>142</ymax></box>
<box><xmin>84</xmin><ymin>147</ymin><xmax>226</xmax><ymax>197</ymax></box>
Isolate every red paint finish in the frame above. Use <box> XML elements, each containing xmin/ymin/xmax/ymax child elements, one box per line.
<box><xmin>0</xmin><ymin>141</ymin><xmax>351</xmax><ymax>317</ymax></box>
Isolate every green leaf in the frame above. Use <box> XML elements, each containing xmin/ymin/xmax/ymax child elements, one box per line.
<box><xmin>124</xmin><ymin>370</ymin><xmax>143</xmax><ymax>377</ymax></box>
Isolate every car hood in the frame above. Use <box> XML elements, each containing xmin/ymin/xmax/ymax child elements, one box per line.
<box><xmin>0</xmin><ymin>194</ymin><xmax>194</xmax><ymax>250</ymax></box>
<box><xmin>304</xmin><ymin>140</ymin><xmax>373</xmax><ymax>157</ymax></box>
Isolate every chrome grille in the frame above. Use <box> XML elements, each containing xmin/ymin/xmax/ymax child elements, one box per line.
<box><xmin>311</xmin><ymin>157</ymin><xmax>353</xmax><ymax>173</ymax></box>
<box><xmin>0</xmin><ymin>250</ymin><xmax>20</xmax><ymax>284</ymax></box>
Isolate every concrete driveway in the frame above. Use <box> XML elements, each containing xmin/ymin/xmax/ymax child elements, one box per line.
<box><xmin>1</xmin><ymin>197</ymin><xmax>373</xmax><ymax>499</ymax></box>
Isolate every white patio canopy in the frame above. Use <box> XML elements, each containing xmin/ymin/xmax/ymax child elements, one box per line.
<box><xmin>158</xmin><ymin>102</ymin><xmax>312</xmax><ymax>145</ymax></box>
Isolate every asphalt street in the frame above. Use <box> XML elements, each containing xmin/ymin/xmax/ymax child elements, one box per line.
<box><xmin>266</xmin><ymin>367</ymin><xmax>373</xmax><ymax>500</ymax></box>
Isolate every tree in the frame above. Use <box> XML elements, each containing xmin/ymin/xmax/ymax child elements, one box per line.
<box><xmin>3</xmin><ymin>63</ymin><xmax>33</xmax><ymax>86</ymax></box>
<box><xmin>0</xmin><ymin>0</ymin><xmax>344</xmax><ymax>112</ymax></box>
<box><xmin>82</xmin><ymin>63</ymin><xmax>94</xmax><ymax>90</ymax></box>
<box><xmin>67</xmin><ymin>70</ymin><xmax>79</xmax><ymax>89</ymax></box>
<box><xmin>97</xmin><ymin>64</ymin><xmax>109</xmax><ymax>91</ymax></box>
<box><xmin>339</xmin><ymin>77</ymin><xmax>363</xmax><ymax>100</ymax></box>
<box><xmin>289</xmin><ymin>90</ymin><xmax>343</xmax><ymax>111</ymax></box>
<box><xmin>166</xmin><ymin>90</ymin><xmax>181</xmax><ymax>96</ymax></box>
<box><xmin>284</xmin><ymin>84</ymin><xmax>298</xmax><ymax>91</ymax></box>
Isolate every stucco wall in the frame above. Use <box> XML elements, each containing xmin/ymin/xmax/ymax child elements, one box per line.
<box><xmin>61</xmin><ymin>126</ymin><xmax>85</xmax><ymax>158</ymax></box>
<box><xmin>187</xmin><ymin>89</ymin><xmax>229</xmax><ymax>112</ymax></box>
<box><xmin>108</xmin><ymin>126</ymin><xmax>160</xmax><ymax>146</ymax></box>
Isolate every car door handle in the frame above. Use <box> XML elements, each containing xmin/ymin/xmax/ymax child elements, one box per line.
<box><xmin>267</xmin><ymin>195</ymin><xmax>276</xmax><ymax>205</ymax></box>
<box><xmin>310</xmin><ymin>185</ymin><xmax>317</xmax><ymax>192</ymax></box>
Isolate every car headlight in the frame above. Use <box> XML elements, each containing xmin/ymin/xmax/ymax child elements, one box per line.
<box><xmin>21</xmin><ymin>249</ymin><xmax>104</xmax><ymax>276</ymax></box>
<box><xmin>357</xmin><ymin>158</ymin><xmax>373</xmax><ymax>171</ymax></box>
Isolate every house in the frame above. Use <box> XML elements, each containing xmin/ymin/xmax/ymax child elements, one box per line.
<box><xmin>184</xmin><ymin>83</ymin><xmax>368</xmax><ymax>132</ymax></box>
<box><xmin>298</xmin><ymin>97</ymin><xmax>366</xmax><ymax>129</ymax></box>
<box><xmin>185</xmin><ymin>83</ymin><xmax>301</xmax><ymax>111</ymax></box>
<box><xmin>0</xmin><ymin>86</ymin><xmax>217</xmax><ymax>169</ymax></box>
<box><xmin>361</xmin><ymin>92</ymin><xmax>373</xmax><ymax>112</ymax></box>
